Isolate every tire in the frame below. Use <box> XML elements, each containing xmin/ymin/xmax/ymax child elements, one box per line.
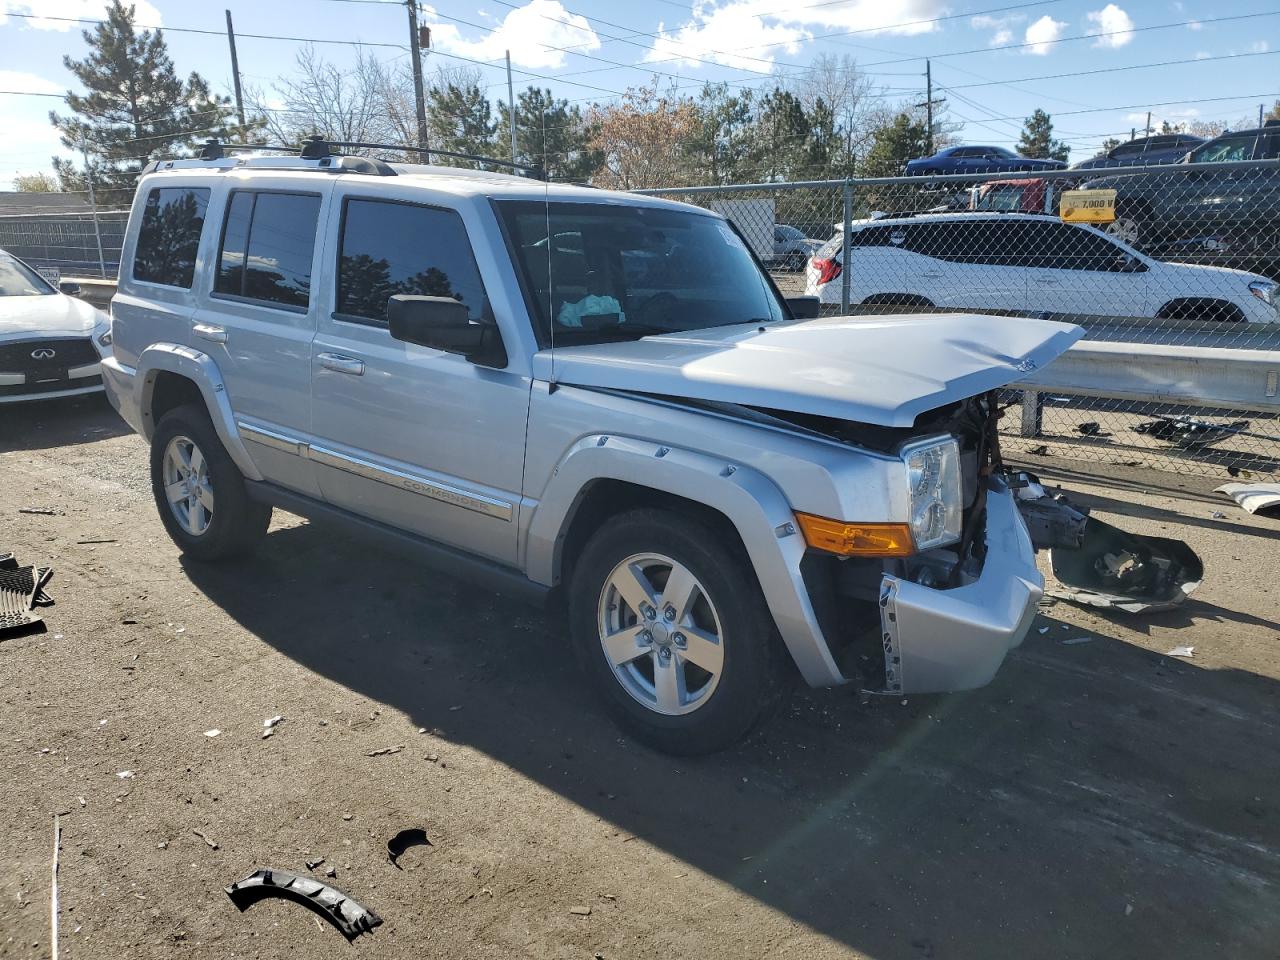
<box><xmin>568</xmin><ymin>507</ymin><xmax>787</xmax><ymax>755</ymax></box>
<box><xmin>150</xmin><ymin>403</ymin><xmax>272</xmax><ymax>560</ymax></box>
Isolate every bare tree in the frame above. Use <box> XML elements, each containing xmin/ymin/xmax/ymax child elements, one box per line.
<box><xmin>247</xmin><ymin>46</ymin><xmax>400</xmax><ymax>149</ymax></box>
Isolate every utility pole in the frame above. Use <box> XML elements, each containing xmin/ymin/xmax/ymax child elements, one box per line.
<box><xmin>1145</xmin><ymin>111</ymin><xmax>1152</xmax><ymax>137</ymax></box>
<box><xmin>506</xmin><ymin>50</ymin><xmax>517</xmax><ymax>165</ymax></box>
<box><xmin>925</xmin><ymin>61</ymin><xmax>934</xmax><ymax>154</ymax></box>
<box><xmin>1261</xmin><ymin>103</ymin><xmax>1266</xmax><ymax>127</ymax></box>
<box><xmin>225</xmin><ymin>10</ymin><xmax>246</xmax><ymax>134</ymax></box>
<box><xmin>914</xmin><ymin>60</ymin><xmax>946</xmax><ymax>155</ymax></box>
<box><xmin>406</xmin><ymin>0</ymin><xmax>429</xmax><ymax>158</ymax></box>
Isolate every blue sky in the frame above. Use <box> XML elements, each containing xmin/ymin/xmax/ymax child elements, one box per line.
<box><xmin>1</xmin><ymin>0</ymin><xmax>1277</xmax><ymax>188</ymax></box>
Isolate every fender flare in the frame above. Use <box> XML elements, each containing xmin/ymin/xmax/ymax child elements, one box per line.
<box><xmin>135</xmin><ymin>342</ymin><xmax>263</xmax><ymax>481</ymax></box>
<box><xmin>526</xmin><ymin>434</ymin><xmax>844</xmax><ymax>687</ymax></box>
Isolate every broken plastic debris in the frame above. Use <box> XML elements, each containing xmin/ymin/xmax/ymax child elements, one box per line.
<box><xmin>1061</xmin><ymin>637</ymin><xmax>1093</xmax><ymax>646</ymax></box>
<box><xmin>1215</xmin><ymin>482</ymin><xmax>1280</xmax><ymax>518</ymax></box>
<box><xmin>263</xmin><ymin>715</ymin><xmax>283</xmax><ymax>729</ymax></box>
<box><xmin>1166</xmin><ymin>645</ymin><xmax>1195</xmax><ymax>658</ymax></box>
<box><xmin>387</xmin><ymin>828</ymin><xmax>431</xmax><ymax>868</ymax></box>
<box><xmin>204</xmin><ymin>729</ymin><xmax>221</xmax><ymax>738</ymax></box>
<box><xmin>366</xmin><ymin>745</ymin><xmax>404</xmax><ymax>757</ymax></box>
<box><xmin>569</xmin><ymin>905</ymin><xmax>592</xmax><ymax>917</ymax></box>
<box><xmin>1037</xmin><ymin>627</ymin><xmax>1050</xmax><ymax>635</ymax></box>
<box><xmin>117</xmin><ymin>770</ymin><xmax>135</xmax><ymax>779</ymax></box>
<box><xmin>224</xmin><ymin>868</ymin><xmax>382</xmax><ymax>942</ymax></box>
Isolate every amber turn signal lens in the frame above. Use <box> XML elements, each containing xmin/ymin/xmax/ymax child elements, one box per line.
<box><xmin>794</xmin><ymin>513</ymin><xmax>916</xmax><ymax>557</ymax></box>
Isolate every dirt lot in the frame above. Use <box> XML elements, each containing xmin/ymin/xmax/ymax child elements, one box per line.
<box><xmin>3</xmin><ymin>396</ymin><xmax>1279</xmax><ymax>959</ymax></box>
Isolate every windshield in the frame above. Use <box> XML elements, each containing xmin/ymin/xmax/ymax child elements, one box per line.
<box><xmin>0</xmin><ymin>254</ymin><xmax>56</xmax><ymax>297</ymax></box>
<box><xmin>495</xmin><ymin>200</ymin><xmax>786</xmax><ymax>347</ymax></box>
<box><xmin>1189</xmin><ymin>133</ymin><xmax>1258</xmax><ymax>164</ymax></box>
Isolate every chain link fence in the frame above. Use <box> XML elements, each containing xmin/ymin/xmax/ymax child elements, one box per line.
<box><xmin>0</xmin><ymin>209</ymin><xmax>128</xmax><ymax>279</ymax></box>
<box><xmin>638</xmin><ymin>159</ymin><xmax>1280</xmax><ymax>477</ymax></box>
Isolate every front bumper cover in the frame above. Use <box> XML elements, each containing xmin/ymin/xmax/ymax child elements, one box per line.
<box><xmin>879</xmin><ymin>477</ymin><xmax>1042</xmax><ymax>694</ymax></box>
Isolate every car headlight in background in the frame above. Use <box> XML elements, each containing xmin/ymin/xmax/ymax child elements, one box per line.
<box><xmin>96</xmin><ymin>328</ymin><xmax>112</xmax><ymax>347</ymax></box>
<box><xmin>901</xmin><ymin>435</ymin><xmax>963</xmax><ymax>551</ymax></box>
<box><xmin>1249</xmin><ymin>280</ymin><xmax>1277</xmax><ymax>306</ymax></box>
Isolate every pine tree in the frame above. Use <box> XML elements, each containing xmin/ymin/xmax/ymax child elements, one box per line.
<box><xmin>1016</xmin><ymin>109</ymin><xmax>1070</xmax><ymax>162</ymax></box>
<box><xmin>497</xmin><ymin>87</ymin><xmax>601</xmax><ymax>182</ymax></box>
<box><xmin>49</xmin><ymin>1</ymin><xmax>238</xmax><ymax>193</ymax></box>
<box><xmin>860</xmin><ymin>113</ymin><xmax>929</xmax><ymax>178</ymax></box>
<box><xmin>428</xmin><ymin>79</ymin><xmax>497</xmax><ymax>168</ymax></box>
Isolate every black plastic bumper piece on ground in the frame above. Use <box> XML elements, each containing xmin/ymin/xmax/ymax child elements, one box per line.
<box><xmin>224</xmin><ymin>867</ymin><xmax>383</xmax><ymax>941</ymax></box>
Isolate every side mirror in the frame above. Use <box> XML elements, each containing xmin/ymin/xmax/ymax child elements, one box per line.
<box><xmin>386</xmin><ymin>295</ymin><xmax>506</xmax><ymax>367</ymax></box>
<box><xmin>786</xmin><ymin>295</ymin><xmax>822</xmax><ymax>320</ymax></box>
<box><xmin>59</xmin><ymin>281</ymin><xmax>82</xmax><ymax>297</ymax></box>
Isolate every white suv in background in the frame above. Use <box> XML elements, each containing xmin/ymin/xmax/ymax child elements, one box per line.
<box><xmin>805</xmin><ymin>212</ymin><xmax>1279</xmax><ymax>323</ymax></box>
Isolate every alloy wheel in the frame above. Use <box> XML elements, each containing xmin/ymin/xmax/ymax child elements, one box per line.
<box><xmin>597</xmin><ymin>552</ymin><xmax>725</xmax><ymax>716</ymax></box>
<box><xmin>162</xmin><ymin>434</ymin><xmax>215</xmax><ymax>536</ymax></box>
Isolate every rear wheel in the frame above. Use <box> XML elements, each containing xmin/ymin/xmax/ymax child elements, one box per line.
<box><xmin>150</xmin><ymin>404</ymin><xmax>271</xmax><ymax>560</ymax></box>
<box><xmin>568</xmin><ymin>508</ymin><xmax>786</xmax><ymax>754</ymax></box>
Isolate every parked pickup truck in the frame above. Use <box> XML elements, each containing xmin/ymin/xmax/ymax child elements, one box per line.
<box><xmin>100</xmin><ymin>144</ymin><xmax>1082</xmax><ymax>754</ymax></box>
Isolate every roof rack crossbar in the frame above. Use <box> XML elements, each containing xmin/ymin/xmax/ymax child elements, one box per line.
<box><xmin>311</xmin><ymin>138</ymin><xmax>545</xmax><ymax>179</ymax></box>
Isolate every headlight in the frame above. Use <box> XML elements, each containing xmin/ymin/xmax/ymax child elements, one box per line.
<box><xmin>901</xmin><ymin>435</ymin><xmax>963</xmax><ymax>551</ymax></box>
<box><xmin>1249</xmin><ymin>280</ymin><xmax>1277</xmax><ymax>306</ymax></box>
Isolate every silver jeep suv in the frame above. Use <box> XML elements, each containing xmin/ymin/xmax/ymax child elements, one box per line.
<box><xmin>100</xmin><ymin>146</ymin><xmax>1080</xmax><ymax>754</ymax></box>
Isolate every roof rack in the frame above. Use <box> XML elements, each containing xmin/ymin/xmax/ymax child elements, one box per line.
<box><xmin>143</xmin><ymin>136</ymin><xmax>546</xmax><ymax>180</ymax></box>
<box><xmin>313</xmin><ymin>138</ymin><xmax>544</xmax><ymax>179</ymax></box>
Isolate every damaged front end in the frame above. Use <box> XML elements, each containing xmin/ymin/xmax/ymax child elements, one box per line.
<box><xmin>781</xmin><ymin>393</ymin><xmax>1202</xmax><ymax>695</ymax></box>
<box><xmin>1010</xmin><ymin>472</ymin><xmax>1203</xmax><ymax>613</ymax></box>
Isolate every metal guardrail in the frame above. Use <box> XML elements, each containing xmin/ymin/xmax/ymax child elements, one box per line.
<box><xmin>1017</xmin><ymin>341</ymin><xmax>1280</xmax><ymax>412</ymax></box>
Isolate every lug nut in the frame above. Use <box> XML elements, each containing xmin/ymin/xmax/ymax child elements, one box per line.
<box><xmin>641</xmin><ymin>603</ymin><xmax>655</xmax><ymax>621</ymax></box>
<box><xmin>663</xmin><ymin>605</ymin><xmax>676</xmax><ymax>622</ymax></box>
<box><xmin>658</xmin><ymin>646</ymin><xmax>672</xmax><ymax>661</ymax></box>
<box><xmin>673</xmin><ymin>633</ymin><xmax>686</xmax><ymax>648</ymax></box>
<box><xmin>639</xmin><ymin>630</ymin><xmax>653</xmax><ymax>645</ymax></box>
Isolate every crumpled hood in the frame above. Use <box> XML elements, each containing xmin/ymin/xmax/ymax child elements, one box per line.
<box><xmin>535</xmin><ymin>312</ymin><xmax>1083</xmax><ymax>428</ymax></box>
<box><xmin>0</xmin><ymin>293</ymin><xmax>104</xmax><ymax>341</ymax></box>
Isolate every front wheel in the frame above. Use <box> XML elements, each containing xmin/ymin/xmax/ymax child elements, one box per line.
<box><xmin>150</xmin><ymin>404</ymin><xmax>271</xmax><ymax>560</ymax></box>
<box><xmin>568</xmin><ymin>508</ymin><xmax>786</xmax><ymax>755</ymax></box>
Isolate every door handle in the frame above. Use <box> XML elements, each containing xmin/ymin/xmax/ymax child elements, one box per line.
<box><xmin>1033</xmin><ymin>277</ymin><xmax>1060</xmax><ymax>285</ymax></box>
<box><xmin>317</xmin><ymin>352</ymin><xmax>366</xmax><ymax>376</ymax></box>
<box><xmin>921</xmin><ymin>272</ymin><xmax>944</xmax><ymax>279</ymax></box>
<box><xmin>192</xmin><ymin>322</ymin><xmax>228</xmax><ymax>344</ymax></box>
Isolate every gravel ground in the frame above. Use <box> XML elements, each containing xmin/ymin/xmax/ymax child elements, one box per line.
<box><xmin>2</xmin><ymin>395</ymin><xmax>1279</xmax><ymax>959</ymax></box>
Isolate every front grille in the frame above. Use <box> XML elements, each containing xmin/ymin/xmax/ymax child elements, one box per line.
<box><xmin>0</xmin><ymin>373</ymin><xmax>102</xmax><ymax>399</ymax></box>
<box><xmin>0</xmin><ymin>337</ymin><xmax>98</xmax><ymax>375</ymax></box>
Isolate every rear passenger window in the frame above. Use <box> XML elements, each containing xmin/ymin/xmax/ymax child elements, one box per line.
<box><xmin>132</xmin><ymin>187</ymin><xmax>209</xmax><ymax>288</ymax></box>
<box><xmin>214</xmin><ymin>191</ymin><xmax>321</xmax><ymax>309</ymax></box>
<box><xmin>335</xmin><ymin>199</ymin><xmax>489</xmax><ymax>325</ymax></box>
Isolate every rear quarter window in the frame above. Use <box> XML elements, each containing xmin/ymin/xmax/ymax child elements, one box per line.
<box><xmin>132</xmin><ymin>186</ymin><xmax>210</xmax><ymax>288</ymax></box>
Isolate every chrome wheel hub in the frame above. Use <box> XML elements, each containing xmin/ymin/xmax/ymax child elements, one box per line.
<box><xmin>162</xmin><ymin>435</ymin><xmax>214</xmax><ymax>536</ymax></box>
<box><xmin>597</xmin><ymin>553</ymin><xmax>724</xmax><ymax>716</ymax></box>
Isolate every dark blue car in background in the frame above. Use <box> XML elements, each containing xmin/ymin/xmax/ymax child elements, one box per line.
<box><xmin>905</xmin><ymin>145</ymin><xmax>1067</xmax><ymax>176</ymax></box>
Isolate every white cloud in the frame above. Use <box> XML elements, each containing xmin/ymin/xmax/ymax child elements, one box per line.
<box><xmin>1024</xmin><ymin>15</ymin><xmax>1067</xmax><ymax>55</ymax></box>
<box><xmin>1186</xmin><ymin>19</ymin><xmax>1202</xmax><ymax>31</ymax></box>
<box><xmin>1086</xmin><ymin>4</ymin><xmax>1134</xmax><ymax>48</ymax></box>
<box><xmin>971</xmin><ymin>13</ymin><xmax>1022</xmax><ymax>47</ymax></box>
<box><xmin>642</xmin><ymin>0</ymin><xmax>949</xmax><ymax>70</ymax></box>
<box><xmin>0</xmin><ymin>70</ymin><xmax>61</xmax><ymax>94</ymax></box>
<box><xmin>1193</xmin><ymin>50</ymin><xmax>1211</xmax><ymax>59</ymax></box>
<box><xmin>424</xmin><ymin>0</ymin><xmax>600</xmax><ymax>70</ymax></box>
<box><xmin>1249</xmin><ymin>40</ymin><xmax>1270</xmax><ymax>53</ymax></box>
<box><xmin>0</xmin><ymin>0</ymin><xmax>162</xmax><ymax>31</ymax></box>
